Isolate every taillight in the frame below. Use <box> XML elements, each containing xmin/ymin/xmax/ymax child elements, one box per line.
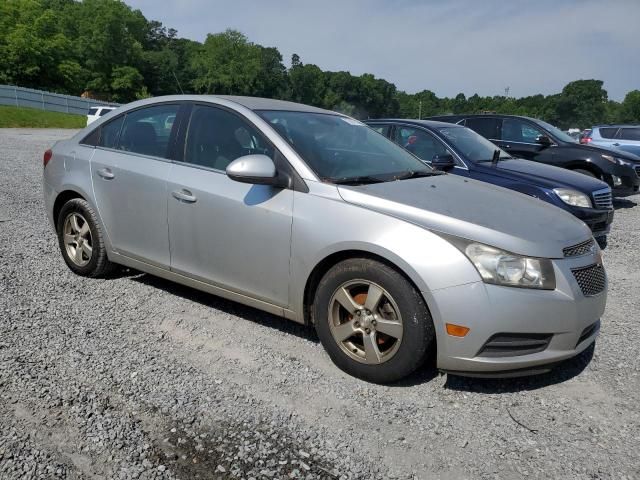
<box><xmin>43</xmin><ymin>149</ymin><xmax>53</xmax><ymax>168</ymax></box>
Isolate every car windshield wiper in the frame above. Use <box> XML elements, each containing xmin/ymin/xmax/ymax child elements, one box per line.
<box><xmin>477</xmin><ymin>156</ymin><xmax>513</xmax><ymax>163</ymax></box>
<box><xmin>394</xmin><ymin>170</ymin><xmax>443</xmax><ymax>180</ymax></box>
<box><xmin>328</xmin><ymin>175</ymin><xmax>387</xmax><ymax>185</ymax></box>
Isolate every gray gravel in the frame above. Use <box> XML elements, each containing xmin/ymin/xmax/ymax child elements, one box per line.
<box><xmin>1</xmin><ymin>128</ymin><xmax>639</xmax><ymax>480</ymax></box>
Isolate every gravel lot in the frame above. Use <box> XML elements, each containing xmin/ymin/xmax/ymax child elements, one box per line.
<box><xmin>1</xmin><ymin>128</ymin><xmax>639</xmax><ymax>480</ymax></box>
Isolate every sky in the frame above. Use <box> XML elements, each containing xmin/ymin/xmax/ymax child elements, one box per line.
<box><xmin>126</xmin><ymin>0</ymin><xmax>640</xmax><ymax>101</ymax></box>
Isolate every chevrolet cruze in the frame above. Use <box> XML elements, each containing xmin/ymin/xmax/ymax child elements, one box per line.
<box><xmin>43</xmin><ymin>96</ymin><xmax>607</xmax><ymax>383</ymax></box>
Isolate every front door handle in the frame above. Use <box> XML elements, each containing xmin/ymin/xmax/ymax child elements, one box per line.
<box><xmin>97</xmin><ymin>168</ymin><xmax>115</xmax><ymax>180</ymax></box>
<box><xmin>612</xmin><ymin>143</ymin><xmax>620</xmax><ymax>146</ymax></box>
<box><xmin>172</xmin><ymin>189</ymin><xmax>197</xmax><ymax>203</ymax></box>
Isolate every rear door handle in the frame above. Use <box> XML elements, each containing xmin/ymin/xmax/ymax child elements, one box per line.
<box><xmin>97</xmin><ymin>168</ymin><xmax>115</xmax><ymax>180</ymax></box>
<box><xmin>172</xmin><ymin>189</ymin><xmax>197</xmax><ymax>203</ymax></box>
<box><xmin>612</xmin><ymin>143</ymin><xmax>620</xmax><ymax>146</ymax></box>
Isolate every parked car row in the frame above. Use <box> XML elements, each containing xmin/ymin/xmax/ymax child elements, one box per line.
<box><xmin>428</xmin><ymin>114</ymin><xmax>640</xmax><ymax>197</ymax></box>
<box><xmin>365</xmin><ymin>119</ymin><xmax>614</xmax><ymax>248</ymax></box>
<box><xmin>46</xmin><ymin>96</ymin><xmax>607</xmax><ymax>383</ymax></box>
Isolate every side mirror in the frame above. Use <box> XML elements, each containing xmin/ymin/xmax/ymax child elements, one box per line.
<box><xmin>536</xmin><ymin>135</ymin><xmax>552</xmax><ymax>146</ymax></box>
<box><xmin>431</xmin><ymin>153</ymin><xmax>455</xmax><ymax>170</ymax></box>
<box><xmin>226</xmin><ymin>154</ymin><xmax>280</xmax><ymax>186</ymax></box>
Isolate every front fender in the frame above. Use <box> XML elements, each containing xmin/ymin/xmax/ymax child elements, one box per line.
<box><xmin>289</xmin><ymin>189</ymin><xmax>480</xmax><ymax>320</ymax></box>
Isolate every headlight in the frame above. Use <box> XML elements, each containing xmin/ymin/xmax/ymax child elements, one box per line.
<box><xmin>553</xmin><ymin>188</ymin><xmax>592</xmax><ymax>208</ymax></box>
<box><xmin>451</xmin><ymin>240</ymin><xmax>556</xmax><ymax>290</ymax></box>
<box><xmin>602</xmin><ymin>154</ymin><xmax>632</xmax><ymax>166</ymax></box>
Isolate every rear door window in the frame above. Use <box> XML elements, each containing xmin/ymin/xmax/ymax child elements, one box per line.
<box><xmin>618</xmin><ymin>127</ymin><xmax>640</xmax><ymax>141</ymax></box>
<box><xmin>368</xmin><ymin>124</ymin><xmax>390</xmax><ymax>137</ymax></box>
<box><xmin>117</xmin><ymin>104</ymin><xmax>180</xmax><ymax>159</ymax></box>
<box><xmin>98</xmin><ymin>116</ymin><xmax>125</xmax><ymax>149</ymax></box>
<box><xmin>598</xmin><ymin>127</ymin><xmax>618</xmax><ymax>139</ymax></box>
<box><xmin>464</xmin><ymin>118</ymin><xmax>500</xmax><ymax>140</ymax></box>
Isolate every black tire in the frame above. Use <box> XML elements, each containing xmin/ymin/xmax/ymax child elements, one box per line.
<box><xmin>596</xmin><ymin>235</ymin><xmax>608</xmax><ymax>250</ymax></box>
<box><xmin>313</xmin><ymin>258</ymin><xmax>435</xmax><ymax>383</ymax></box>
<box><xmin>56</xmin><ymin>198</ymin><xmax>115</xmax><ymax>277</ymax></box>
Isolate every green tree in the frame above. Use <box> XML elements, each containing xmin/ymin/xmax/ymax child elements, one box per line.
<box><xmin>554</xmin><ymin>79</ymin><xmax>608</xmax><ymax>129</ymax></box>
<box><xmin>288</xmin><ymin>59</ymin><xmax>326</xmax><ymax>105</ymax></box>
<box><xmin>620</xmin><ymin>90</ymin><xmax>640</xmax><ymax>123</ymax></box>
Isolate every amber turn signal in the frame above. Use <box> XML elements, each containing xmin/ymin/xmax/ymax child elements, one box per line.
<box><xmin>446</xmin><ymin>323</ymin><xmax>470</xmax><ymax>337</ymax></box>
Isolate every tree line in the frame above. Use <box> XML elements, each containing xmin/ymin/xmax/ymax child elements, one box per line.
<box><xmin>1</xmin><ymin>0</ymin><xmax>639</xmax><ymax>129</ymax></box>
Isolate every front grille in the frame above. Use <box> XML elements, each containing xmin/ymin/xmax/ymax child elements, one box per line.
<box><xmin>563</xmin><ymin>238</ymin><xmax>595</xmax><ymax>257</ymax></box>
<box><xmin>478</xmin><ymin>333</ymin><xmax>552</xmax><ymax>358</ymax></box>
<box><xmin>572</xmin><ymin>264</ymin><xmax>606</xmax><ymax>296</ymax></box>
<box><xmin>576</xmin><ymin>320</ymin><xmax>600</xmax><ymax>347</ymax></box>
<box><xmin>592</xmin><ymin>188</ymin><xmax>613</xmax><ymax>210</ymax></box>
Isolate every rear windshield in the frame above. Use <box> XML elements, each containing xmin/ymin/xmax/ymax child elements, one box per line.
<box><xmin>88</xmin><ymin>107</ymin><xmax>99</xmax><ymax>115</ymax></box>
<box><xmin>99</xmin><ymin>108</ymin><xmax>113</xmax><ymax>116</ymax></box>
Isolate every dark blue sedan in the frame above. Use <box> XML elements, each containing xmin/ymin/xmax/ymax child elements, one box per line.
<box><xmin>365</xmin><ymin>119</ymin><xmax>614</xmax><ymax>248</ymax></box>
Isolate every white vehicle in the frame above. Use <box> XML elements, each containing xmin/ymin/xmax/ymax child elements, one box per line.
<box><xmin>87</xmin><ymin>106</ymin><xmax>116</xmax><ymax>126</ymax></box>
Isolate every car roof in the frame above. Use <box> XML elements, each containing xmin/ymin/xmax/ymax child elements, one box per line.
<box><xmin>365</xmin><ymin>118</ymin><xmax>464</xmax><ymax>129</ymax></box>
<box><xmin>438</xmin><ymin>113</ymin><xmax>547</xmax><ymax>122</ymax></box>
<box><xmin>212</xmin><ymin>95</ymin><xmax>335</xmax><ymax>114</ymax></box>
<box><xmin>107</xmin><ymin>95</ymin><xmax>339</xmax><ymax>116</ymax></box>
<box><xmin>592</xmin><ymin>124</ymin><xmax>640</xmax><ymax>128</ymax></box>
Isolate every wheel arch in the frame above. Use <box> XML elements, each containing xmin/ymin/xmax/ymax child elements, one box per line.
<box><xmin>53</xmin><ymin>189</ymin><xmax>86</xmax><ymax>228</ymax></box>
<box><xmin>302</xmin><ymin>249</ymin><xmax>429</xmax><ymax>326</ymax></box>
<box><xmin>565</xmin><ymin>160</ymin><xmax>603</xmax><ymax>179</ymax></box>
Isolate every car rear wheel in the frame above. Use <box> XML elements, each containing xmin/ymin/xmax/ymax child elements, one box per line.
<box><xmin>57</xmin><ymin>198</ymin><xmax>114</xmax><ymax>277</ymax></box>
<box><xmin>313</xmin><ymin>258</ymin><xmax>434</xmax><ymax>383</ymax></box>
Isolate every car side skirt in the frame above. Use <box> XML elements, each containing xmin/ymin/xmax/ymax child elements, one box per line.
<box><xmin>109</xmin><ymin>252</ymin><xmax>301</xmax><ymax>324</ymax></box>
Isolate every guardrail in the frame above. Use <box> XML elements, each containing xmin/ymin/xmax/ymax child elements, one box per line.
<box><xmin>0</xmin><ymin>85</ymin><xmax>120</xmax><ymax>116</ymax></box>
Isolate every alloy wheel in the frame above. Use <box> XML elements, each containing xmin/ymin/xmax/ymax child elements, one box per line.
<box><xmin>63</xmin><ymin>212</ymin><xmax>93</xmax><ymax>267</ymax></box>
<box><xmin>328</xmin><ymin>280</ymin><xmax>403</xmax><ymax>365</ymax></box>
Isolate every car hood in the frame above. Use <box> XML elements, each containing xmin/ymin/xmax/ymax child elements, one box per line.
<box><xmin>573</xmin><ymin>143</ymin><xmax>640</xmax><ymax>162</ymax></box>
<box><xmin>337</xmin><ymin>174</ymin><xmax>591</xmax><ymax>258</ymax></box>
<box><xmin>474</xmin><ymin>158</ymin><xmax>609</xmax><ymax>193</ymax></box>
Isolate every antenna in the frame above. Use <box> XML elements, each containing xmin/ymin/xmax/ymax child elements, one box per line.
<box><xmin>172</xmin><ymin>70</ymin><xmax>184</xmax><ymax>94</ymax></box>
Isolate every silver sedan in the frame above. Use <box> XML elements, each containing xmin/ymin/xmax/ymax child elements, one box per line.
<box><xmin>43</xmin><ymin>95</ymin><xmax>606</xmax><ymax>383</ymax></box>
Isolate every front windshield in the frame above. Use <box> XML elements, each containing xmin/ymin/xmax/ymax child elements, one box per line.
<box><xmin>257</xmin><ymin>110</ymin><xmax>432</xmax><ymax>183</ymax></box>
<box><xmin>536</xmin><ymin>119</ymin><xmax>577</xmax><ymax>143</ymax></box>
<box><xmin>438</xmin><ymin>126</ymin><xmax>510</xmax><ymax>162</ymax></box>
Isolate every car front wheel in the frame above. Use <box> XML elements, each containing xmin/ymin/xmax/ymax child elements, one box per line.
<box><xmin>313</xmin><ymin>258</ymin><xmax>435</xmax><ymax>383</ymax></box>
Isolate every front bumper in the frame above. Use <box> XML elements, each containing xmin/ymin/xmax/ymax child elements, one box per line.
<box><xmin>572</xmin><ymin>207</ymin><xmax>613</xmax><ymax>238</ymax></box>
<box><xmin>425</xmin><ymin>254</ymin><xmax>607</xmax><ymax>376</ymax></box>
<box><xmin>606</xmin><ymin>163</ymin><xmax>640</xmax><ymax>197</ymax></box>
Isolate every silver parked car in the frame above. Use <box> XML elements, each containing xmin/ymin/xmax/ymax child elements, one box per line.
<box><xmin>586</xmin><ymin>125</ymin><xmax>640</xmax><ymax>157</ymax></box>
<box><xmin>43</xmin><ymin>96</ymin><xmax>607</xmax><ymax>383</ymax></box>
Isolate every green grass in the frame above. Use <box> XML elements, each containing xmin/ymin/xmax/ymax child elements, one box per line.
<box><xmin>0</xmin><ymin>105</ymin><xmax>85</xmax><ymax>128</ymax></box>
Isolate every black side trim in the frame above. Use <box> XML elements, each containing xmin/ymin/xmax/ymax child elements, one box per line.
<box><xmin>477</xmin><ymin>333</ymin><xmax>552</xmax><ymax>358</ymax></box>
<box><xmin>576</xmin><ymin>320</ymin><xmax>600</xmax><ymax>347</ymax></box>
